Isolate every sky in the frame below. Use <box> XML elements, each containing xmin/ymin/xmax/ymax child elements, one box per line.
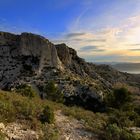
<box><xmin>0</xmin><ymin>0</ymin><xmax>140</xmax><ymax>62</ymax></box>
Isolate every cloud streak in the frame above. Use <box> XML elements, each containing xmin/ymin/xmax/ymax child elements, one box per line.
<box><xmin>65</xmin><ymin>32</ymin><xmax>86</xmax><ymax>38</ymax></box>
<box><xmin>129</xmin><ymin>49</ymin><xmax>140</xmax><ymax>51</ymax></box>
<box><xmin>64</xmin><ymin>13</ymin><xmax>140</xmax><ymax>62</ymax></box>
<box><xmin>79</xmin><ymin>45</ymin><xmax>105</xmax><ymax>52</ymax></box>
<box><xmin>127</xmin><ymin>44</ymin><xmax>140</xmax><ymax>46</ymax></box>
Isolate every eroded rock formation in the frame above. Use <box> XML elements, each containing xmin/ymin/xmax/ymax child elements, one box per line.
<box><xmin>0</xmin><ymin>31</ymin><xmax>140</xmax><ymax>111</ymax></box>
<box><xmin>0</xmin><ymin>32</ymin><xmax>62</xmax><ymax>88</ymax></box>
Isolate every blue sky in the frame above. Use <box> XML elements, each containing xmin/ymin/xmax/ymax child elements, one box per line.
<box><xmin>0</xmin><ymin>0</ymin><xmax>140</xmax><ymax>62</ymax></box>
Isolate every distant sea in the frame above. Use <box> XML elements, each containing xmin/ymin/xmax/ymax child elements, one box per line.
<box><xmin>120</xmin><ymin>70</ymin><xmax>140</xmax><ymax>74</ymax></box>
<box><xmin>94</xmin><ymin>62</ymin><xmax>140</xmax><ymax>74</ymax></box>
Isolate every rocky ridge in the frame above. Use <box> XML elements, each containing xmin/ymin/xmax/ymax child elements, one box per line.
<box><xmin>0</xmin><ymin>31</ymin><xmax>140</xmax><ymax>110</ymax></box>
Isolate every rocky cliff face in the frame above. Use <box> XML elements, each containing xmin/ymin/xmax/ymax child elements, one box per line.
<box><xmin>56</xmin><ymin>43</ymin><xmax>94</xmax><ymax>76</ymax></box>
<box><xmin>0</xmin><ymin>32</ymin><xmax>20</xmax><ymax>88</ymax></box>
<box><xmin>20</xmin><ymin>33</ymin><xmax>62</xmax><ymax>71</ymax></box>
<box><xmin>0</xmin><ymin>32</ymin><xmax>62</xmax><ymax>88</ymax></box>
<box><xmin>0</xmin><ymin>31</ymin><xmax>140</xmax><ymax>111</ymax></box>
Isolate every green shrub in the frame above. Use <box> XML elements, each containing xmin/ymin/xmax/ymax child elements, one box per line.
<box><xmin>105</xmin><ymin>87</ymin><xmax>132</xmax><ymax>109</ymax></box>
<box><xmin>54</xmin><ymin>90</ymin><xmax>64</xmax><ymax>103</ymax></box>
<box><xmin>0</xmin><ymin>91</ymin><xmax>41</xmax><ymax>123</ymax></box>
<box><xmin>134</xmin><ymin>105</ymin><xmax>140</xmax><ymax>115</ymax></box>
<box><xmin>102</xmin><ymin>124</ymin><xmax>121</xmax><ymax>140</ymax></box>
<box><xmin>101</xmin><ymin>124</ymin><xmax>140</xmax><ymax>140</ymax></box>
<box><xmin>44</xmin><ymin>81</ymin><xmax>57</xmax><ymax>95</ymax></box>
<box><xmin>63</xmin><ymin>106</ymin><xmax>107</xmax><ymax>133</ymax></box>
<box><xmin>0</xmin><ymin>100</ymin><xmax>16</xmax><ymax>122</ymax></box>
<box><xmin>0</xmin><ymin>132</ymin><xmax>6</xmax><ymax>140</ymax></box>
<box><xmin>108</xmin><ymin>109</ymin><xmax>134</xmax><ymax>127</ymax></box>
<box><xmin>13</xmin><ymin>99</ymin><xmax>35</xmax><ymax>119</ymax></box>
<box><xmin>44</xmin><ymin>81</ymin><xmax>64</xmax><ymax>103</ymax></box>
<box><xmin>0</xmin><ymin>90</ymin><xmax>59</xmax><ymax>139</ymax></box>
<box><xmin>41</xmin><ymin>124</ymin><xmax>59</xmax><ymax>140</ymax></box>
<box><xmin>15</xmin><ymin>84</ymin><xmax>36</xmax><ymax>98</ymax></box>
<box><xmin>134</xmin><ymin>118</ymin><xmax>140</xmax><ymax>127</ymax></box>
<box><xmin>40</xmin><ymin>105</ymin><xmax>54</xmax><ymax>124</ymax></box>
<box><xmin>121</xmin><ymin>129</ymin><xmax>140</xmax><ymax>140</ymax></box>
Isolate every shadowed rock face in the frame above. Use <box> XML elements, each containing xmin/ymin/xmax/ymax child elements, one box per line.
<box><xmin>0</xmin><ymin>32</ymin><xmax>62</xmax><ymax>88</ymax></box>
<box><xmin>0</xmin><ymin>32</ymin><xmax>19</xmax><ymax>46</ymax></box>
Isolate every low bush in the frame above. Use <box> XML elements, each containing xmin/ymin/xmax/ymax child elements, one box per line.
<box><xmin>107</xmin><ymin>109</ymin><xmax>134</xmax><ymax>127</ymax></box>
<box><xmin>105</xmin><ymin>87</ymin><xmax>132</xmax><ymax>109</ymax></box>
<box><xmin>44</xmin><ymin>81</ymin><xmax>64</xmax><ymax>103</ymax></box>
<box><xmin>0</xmin><ymin>100</ymin><xmax>16</xmax><ymax>122</ymax></box>
<box><xmin>13</xmin><ymin>99</ymin><xmax>36</xmax><ymax>120</ymax></box>
<box><xmin>0</xmin><ymin>131</ymin><xmax>6</xmax><ymax>140</ymax></box>
<box><xmin>41</xmin><ymin>124</ymin><xmax>59</xmax><ymax>140</ymax></box>
<box><xmin>40</xmin><ymin>105</ymin><xmax>54</xmax><ymax>124</ymax></box>
<box><xmin>0</xmin><ymin>90</ymin><xmax>55</xmax><ymax>123</ymax></box>
<box><xmin>134</xmin><ymin>105</ymin><xmax>140</xmax><ymax>115</ymax></box>
<box><xmin>63</xmin><ymin>106</ymin><xmax>107</xmax><ymax>133</ymax></box>
<box><xmin>100</xmin><ymin>124</ymin><xmax>140</xmax><ymax>140</ymax></box>
<box><xmin>15</xmin><ymin>84</ymin><xmax>36</xmax><ymax>98</ymax></box>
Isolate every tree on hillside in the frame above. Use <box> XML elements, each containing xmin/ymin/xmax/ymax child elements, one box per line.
<box><xmin>105</xmin><ymin>87</ymin><xmax>132</xmax><ymax>109</ymax></box>
<box><xmin>44</xmin><ymin>81</ymin><xmax>64</xmax><ymax>103</ymax></box>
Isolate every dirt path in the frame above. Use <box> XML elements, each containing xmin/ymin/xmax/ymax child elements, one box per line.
<box><xmin>55</xmin><ymin>110</ymin><xmax>97</xmax><ymax>140</ymax></box>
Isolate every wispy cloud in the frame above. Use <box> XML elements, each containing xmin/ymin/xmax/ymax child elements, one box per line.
<box><xmin>129</xmin><ymin>49</ymin><xmax>140</xmax><ymax>51</ymax></box>
<box><xmin>127</xmin><ymin>44</ymin><xmax>140</xmax><ymax>46</ymax></box>
<box><xmin>64</xmin><ymin>13</ymin><xmax>140</xmax><ymax>62</ymax></box>
<box><xmin>82</xmin><ymin>54</ymin><xmax>140</xmax><ymax>63</ymax></box>
<box><xmin>80</xmin><ymin>46</ymin><xmax>98</xmax><ymax>51</ymax></box>
<box><xmin>52</xmin><ymin>13</ymin><xmax>140</xmax><ymax>62</ymax></box>
<box><xmin>79</xmin><ymin>45</ymin><xmax>105</xmax><ymax>52</ymax></box>
<box><xmin>54</xmin><ymin>1</ymin><xmax>139</xmax><ymax>62</ymax></box>
<box><xmin>65</xmin><ymin>32</ymin><xmax>86</xmax><ymax>38</ymax></box>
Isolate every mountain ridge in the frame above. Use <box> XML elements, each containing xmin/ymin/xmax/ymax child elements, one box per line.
<box><xmin>0</xmin><ymin>31</ymin><xmax>140</xmax><ymax>111</ymax></box>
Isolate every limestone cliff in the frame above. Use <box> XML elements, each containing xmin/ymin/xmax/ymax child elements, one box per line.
<box><xmin>0</xmin><ymin>31</ymin><xmax>140</xmax><ymax>111</ymax></box>
<box><xmin>20</xmin><ymin>33</ymin><xmax>62</xmax><ymax>71</ymax></box>
<box><xmin>0</xmin><ymin>32</ymin><xmax>62</xmax><ymax>88</ymax></box>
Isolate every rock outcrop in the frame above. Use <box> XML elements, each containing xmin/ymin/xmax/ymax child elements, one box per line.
<box><xmin>20</xmin><ymin>33</ymin><xmax>62</xmax><ymax>71</ymax></box>
<box><xmin>0</xmin><ymin>31</ymin><xmax>140</xmax><ymax>111</ymax></box>
<box><xmin>56</xmin><ymin>43</ymin><xmax>91</xmax><ymax>76</ymax></box>
<box><xmin>0</xmin><ymin>32</ymin><xmax>62</xmax><ymax>89</ymax></box>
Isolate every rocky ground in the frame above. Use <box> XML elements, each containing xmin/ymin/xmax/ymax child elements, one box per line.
<box><xmin>0</xmin><ymin>122</ymin><xmax>39</xmax><ymax>140</ymax></box>
<box><xmin>55</xmin><ymin>110</ymin><xmax>97</xmax><ymax>140</ymax></box>
<box><xmin>0</xmin><ymin>110</ymin><xmax>98</xmax><ymax>140</ymax></box>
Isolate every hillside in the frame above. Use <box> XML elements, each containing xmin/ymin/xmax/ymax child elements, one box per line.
<box><xmin>0</xmin><ymin>31</ymin><xmax>140</xmax><ymax>110</ymax></box>
<box><xmin>0</xmin><ymin>31</ymin><xmax>140</xmax><ymax>140</ymax></box>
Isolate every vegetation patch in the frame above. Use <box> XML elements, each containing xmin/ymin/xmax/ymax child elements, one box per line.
<box><xmin>15</xmin><ymin>84</ymin><xmax>37</xmax><ymax>98</ymax></box>
<box><xmin>44</xmin><ymin>81</ymin><xmax>64</xmax><ymax>103</ymax></box>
